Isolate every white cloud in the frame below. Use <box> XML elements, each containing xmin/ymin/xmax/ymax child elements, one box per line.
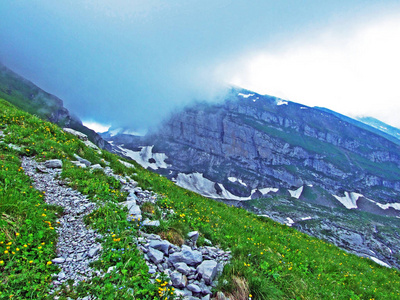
<box><xmin>82</xmin><ymin>121</ymin><xmax>111</xmax><ymax>133</ymax></box>
<box><xmin>226</xmin><ymin>14</ymin><xmax>400</xmax><ymax>127</ymax></box>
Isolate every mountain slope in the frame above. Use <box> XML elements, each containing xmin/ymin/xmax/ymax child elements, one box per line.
<box><xmin>106</xmin><ymin>88</ymin><xmax>400</xmax><ymax>211</ymax></box>
<box><xmin>0</xmin><ymin>63</ymin><xmax>111</xmax><ymax>151</ymax></box>
<box><xmin>2</xmin><ymin>98</ymin><xmax>400</xmax><ymax>299</ymax></box>
<box><xmin>104</xmin><ymin>88</ymin><xmax>400</xmax><ymax>269</ymax></box>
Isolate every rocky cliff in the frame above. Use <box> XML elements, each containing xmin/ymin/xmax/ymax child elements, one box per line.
<box><xmin>108</xmin><ymin>89</ymin><xmax>400</xmax><ymax>211</ymax></box>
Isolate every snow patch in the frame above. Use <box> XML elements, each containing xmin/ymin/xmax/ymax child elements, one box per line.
<box><xmin>277</xmin><ymin>100</ymin><xmax>288</xmax><ymax>106</ymax></box>
<box><xmin>300</xmin><ymin>107</ymin><xmax>308</xmax><ymax>110</ymax></box>
<box><xmin>375</xmin><ymin>202</ymin><xmax>400</xmax><ymax>211</ymax></box>
<box><xmin>333</xmin><ymin>192</ymin><xmax>363</xmax><ymax>209</ymax></box>
<box><xmin>176</xmin><ymin>173</ymin><xmax>256</xmax><ymax>201</ymax></box>
<box><xmin>117</xmin><ymin>145</ymin><xmax>170</xmax><ymax>170</ymax></box>
<box><xmin>118</xmin><ymin>160</ymin><xmax>135</xmax><ymax>168</ymax></box>
<box><xmin>301</xmin><ymin>216</ymin><xmax>312</xmax><ymax>221</ymax></box>
<box><xmin>369</xmin><ymin>257</ymin><xmax>391</xmax><ymax>268</ymax></box>
<box><xmin>286</xmin><ymin>217</ymin><xmax>294</xmax><ymax>227</ymax></box>
<box><xmin>228</xmin><ymin>177</ymin><xmax>247</xmax><ymax>187</ymax></box>
<box><xmin>259</xmin><ymin>187</ymin><xmax>279</xmax><ymax>195</ymax></box>
<box><xmin>238</xmin><ymin>93</ymin><xmax>254</xmax><ymax>98</ymax></box>
<box><xmin>288</xmin><ymin>186</ymin><xmax>303</xmax><ymax>199</ymax></box>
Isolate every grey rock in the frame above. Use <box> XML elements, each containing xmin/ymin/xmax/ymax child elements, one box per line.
<box><xmin>148</xmin><ymin>247</ymin><xmax>164</xmax><ymax>264</ymax></box>
<box><xmin>174</xmin><ymin>262</ymin><xmax>190</xmax><ymax>275</ymax></box>
<box><xmin>149</xmin><ymin>240</ymin><xmax>171</xmax><ymax>255</ymax></box>
<box><xmin>174</xmin><ymin>288</ymin><xmax>192</xmax><ymax>297</ymax></box>
<box><xmin>170</xmin><ymin>271</ymin><xmax>187</xmax><ymax>288</ymax></box>
<box><xmin>187</xmin><ymin>283</ymin><xmax>201</xmax><ymax>293</ymax></box>
<box><xmin>7</xmin><ymin>143</ymin><xmax>22</xmax><ymax>151</ymax></box>
<box><xmin>90</xmin><ymin>164</ymin><xmax>103</xmax><ymax>171</ymax></box>
<box><xmin>187</xmin><ymin>231</ymin><xmax>199</xmax><ymax>242</ymax></box>
<box><xmin>201</xmin><ymin>295</ymin><xmax>210</xmax><ymax>300</ymax></box>
<box><xmin>196</xmin><ymin>260</ymin><xmax>218</xmax><ymax>284</ymax></box>
<box><xmin>52</xmin><ymin>257</ymin><xmax>66</xmax><ymax>264</ymax></box>
<box><xmin>73</xmin><ymin>154</ymin><xmax>91</xmax><ymax>167</ymax></box>
<box><xmin>70</xmin><ymin>161</ymin><xmax>87</xmax><ymax>168</ymax></box>
<box><xmin>142</xmin><ymin>219</ymin><xmax>160</xmax><ymax>227</ymax></box>
<box><xmin>44</xmin><ymin>159</ymin><xmax>63</xmax><ymax>169</ymax></box>
<box><xmin>107</xmin><ymin>266</ymin><xmax>116</xmax><ymax>273</ymax></box>
<box><xmin>169</xmin><ymin>246</ymin><xmax>203</xmax><ymax>266</ymax></box>
<box><xmin>121</xmin><ymin>200</ymin><xmax>142</xmax><ymax>220</ymax></box>
<box><xmin>63</xmin><ymin>128</ymin><xmax>88</xmax><ymax>141</ymax></box>
<box><xmin>88</xmin><ymin>246</ymin><xmax>101</xmax><ymax>258</ymax></box>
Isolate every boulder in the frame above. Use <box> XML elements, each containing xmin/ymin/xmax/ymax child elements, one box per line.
<box><xmin>149</xmin><ymin>239</ymin><xmax>171</xmax><ymax>255</ymax></box>
<box><xmin>174</xmin><ymin>262</ymin><xmax>191</xmax><ymax>275</ymax></box>
<box><xmin>52</xmin><ymin>257</ymin><xmax>66</xmax><ymax>264</ymax></box>
<box><xmin>88</xmin><ymin>246</ymin><xmax>101</xmax><ymax>258</ymax></box>
<box><xmin>168</xmin><ymin>245</ymin><xmax>203</xmax><ymax>266</ymax></box>
<box><xmin>170</xmin><ymin>271</ymin><xmax>187</xmax><ymax>288</ymax></box>
<box><xmin>187</xmin><ymin>283</ymin><xmax>202</xmax><ymax>293</ymax></box>
<box><xmin>187</xmin><ymin>231</ymin><xmax>199</xmax><ymax>242</ymax></box>
<box><xmin>90</xmin><ymin>164</ymin><xmax>103</xmax><ymax>171</ymax></box>
<box><xmin>73</xmin><ymin>154</ymin><xmax>91</xmax><ymax>167</ymax></box>
<box><xmin>147</xmin><ymin>247</ymin><xmax>164</xmax><ymax>264</ymax></box>
<box><xmin>120</xmin><ymin>200</ymin><xmax>142</xmax><ymax>221</ymax></box>
<box><xmin>142</xmin><ymin>219</ymin><xmax>160</xmax><ymax>227</ymax></box>
<box><xmin>44</xmin><ymin>159</ymin><xmax>63</xmax><ymax>169</ymax></box>
<box><xmin>196</xmin><ymin>260</ymin><xmax>218</xmax><ymax>284</ymax></box>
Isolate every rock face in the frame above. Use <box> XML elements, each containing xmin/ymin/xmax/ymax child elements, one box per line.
<box><xmin>104</xmin><ymin>88</ymin><xmax>400</xmax><ymax>215</ymax></box>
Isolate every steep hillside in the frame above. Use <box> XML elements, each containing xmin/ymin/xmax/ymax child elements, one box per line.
<box><xmin>0</xmin><ymin>63</ymin><xmax>111</xmax><ymax>151</ymax></box>
<box><xmin>2</xmin><ymin>99</ymin><xmax>400</xmax><ymax>299</ymax></box>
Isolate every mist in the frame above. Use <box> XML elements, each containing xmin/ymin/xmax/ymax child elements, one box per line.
<box><xmin>1</xmin><ymin>1</ymin><xmax>399</xmax><ymax>131</ymax></box>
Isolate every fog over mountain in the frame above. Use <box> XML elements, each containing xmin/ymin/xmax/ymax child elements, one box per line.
<box><xmin>1</xmin><ymin>1</ymin><xmax>400</xmax><ymax>131</ymax></box>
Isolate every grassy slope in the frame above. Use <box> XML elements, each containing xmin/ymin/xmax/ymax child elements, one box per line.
<box><xmin>1</xmin><ymin>99</ymin><xmax>400</xmax><ymax>299</ymax></box>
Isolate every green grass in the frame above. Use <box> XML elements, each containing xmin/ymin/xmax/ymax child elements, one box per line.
<box><xmin>1</xmin><ymin>98</ymin><xmax>400</xmax><ymax>299</ymax></box>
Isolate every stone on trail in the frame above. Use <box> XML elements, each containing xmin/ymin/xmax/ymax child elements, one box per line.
<box><xmin>52</xmin><ymin>257</ymin><xmax>66</xmax><ymax>264</ymax></box>
<box><xmin>44</xmin><ymin>159</ymin><xmax>63</xmax><ymax>169</ymax></box>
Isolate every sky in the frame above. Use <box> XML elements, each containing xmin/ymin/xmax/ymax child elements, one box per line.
<box><xmin>1</xmin><ymin>1</ymin><xmax>400</xmax><ymax>132</ymax></box>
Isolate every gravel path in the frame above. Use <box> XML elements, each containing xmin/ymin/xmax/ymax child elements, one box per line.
<box><xmin>22</xmin><ymin>157</ymin><xmax>102</xmax><ymax>293</ymax></box>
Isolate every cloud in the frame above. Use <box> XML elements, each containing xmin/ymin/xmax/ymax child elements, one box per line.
<box><xmin>1</xmin><ymin>1</ymin><xmax>400</xmax><ymax>130</ymax></box>
<box><xmin>227</xmin><ymin>14</ymin><xmax>400</xmax><ymax>127</ymax></box>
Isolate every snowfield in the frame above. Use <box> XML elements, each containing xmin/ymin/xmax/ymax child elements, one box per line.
<box><xmin>117</xmin><ymin>145</ymin><xmax>170</xmax><ymax>170</ymax></box>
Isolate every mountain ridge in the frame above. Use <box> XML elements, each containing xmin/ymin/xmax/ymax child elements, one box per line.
<box><xmin>0</xmin><ymin>63</ymin><xmax>111</xmax><ymax>151</ymax></box>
